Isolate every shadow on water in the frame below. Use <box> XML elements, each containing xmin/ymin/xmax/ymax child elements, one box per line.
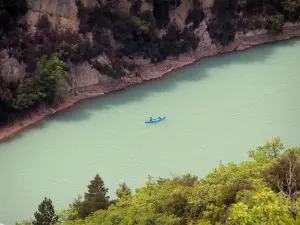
<box><xmin>2</xmin><ymin>39</ymin><xmax>298</xmax><ymax>140</ymax></box>
<box><xmin>52</xmin><ymin>40</ymin><xmax>287</xmax><ymax>123</ymax></box>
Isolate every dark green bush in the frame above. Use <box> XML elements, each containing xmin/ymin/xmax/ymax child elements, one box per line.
<box><xmin>208</xmin><ymin>15</ymin><xmax>236</xmax><ymax>45</ymax></box>
<box><xmin>265</xmin><ymin>14</ymin><xmax>284</xmax><ymax>33</ymax></box>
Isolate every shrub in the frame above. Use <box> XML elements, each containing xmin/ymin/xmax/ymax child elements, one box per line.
<box><xmin>208</xmin><ymin>15</ymin><xmax>236</xmax><ymax>45</ymax></box>
<box><xmin>281</xmin><ymin>0</ymin><xmax>300</xmax><ymax>21</ymax></box>
<box><xmin>265</xmin><ymin>14</ymin><xmax>284</xmax><ymax>33</ymax></box>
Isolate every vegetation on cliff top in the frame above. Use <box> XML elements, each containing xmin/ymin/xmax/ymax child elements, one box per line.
<box><xmin>17</xmin><ymin>137</ymin><xmax>300</xmax><ymax>225</ymax></box>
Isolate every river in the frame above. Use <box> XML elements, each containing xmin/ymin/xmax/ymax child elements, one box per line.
<box><xmin>1</xmin><ymin>39</ymin><xmax>300</xmax><ymax>224</ymax></box>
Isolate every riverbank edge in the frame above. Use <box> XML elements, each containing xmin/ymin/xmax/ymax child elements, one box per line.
<box><xmin>1</xmin><ymin>26</ymin><xmax>300</xmax><ymax>143</ymax></box>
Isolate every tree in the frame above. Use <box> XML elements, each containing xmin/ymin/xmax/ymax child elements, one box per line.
<box><xmin>36</xmin><ymin>55</ymin><xmax>68</xmax><ymax>103</ymax></box>
<box><xmin>263</xmin><ymin>150</ymin><xmax>300</xmax><ymax>218</ymax></box>
<box><xmin>227</xmin><ymin>188</ymin><xmax>295</xmax><ymax>224</ymax></box>
<box><xmin>116</xmin><ymin>182</ymin><xmax>132</xmax><ymax>199</ymax></box>
<box><xmin>265</xmin><ymin>14</ymin><xmax>284</xmax><ymax>33</ymax></box>
<box><xmin>33</xmin><ymin>197</ymin><xmax>58</xmax><ymax>225</ymax></box>
<box><xmin>70</xmin><ymin>174</ymin><xmax>110</xmax><ymax>219</ymax></box>
<box><xmin>85</xmin><ymin>174</ymin><xmax>110</xmax><ymax>210</ymax></box>
<box><xmin>248</xmin><ymin>137</ymin><xmax>285</xmax><ymax>163</ymax></box>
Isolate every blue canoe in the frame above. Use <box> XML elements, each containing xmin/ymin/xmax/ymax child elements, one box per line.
<box><xmin>145</xmin><ymin>116</ymin><xmax>166</xmax><ymax>124</ymax></box>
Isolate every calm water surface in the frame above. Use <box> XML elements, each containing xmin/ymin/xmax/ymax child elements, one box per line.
<box><xmin>1</xmin><ymin>40</ymin><xmax>300</xmax><ymax>224</ymax></box>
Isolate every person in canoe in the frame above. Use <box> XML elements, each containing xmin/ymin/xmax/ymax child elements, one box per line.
<box><xmin>150</xmin><ymin>116</ymin><xmax>153</xmax><ymax>121</ymax></box>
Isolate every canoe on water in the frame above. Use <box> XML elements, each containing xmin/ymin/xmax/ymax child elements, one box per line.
<box><xmin>145</xmin><ymin>116</ymin><xmax>166</xmax><ymax>124</ymax></box>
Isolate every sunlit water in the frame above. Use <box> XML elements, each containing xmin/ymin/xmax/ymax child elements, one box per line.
<box><xmin>1</xmin><ymin>40</ymin><xmax>300</xmax><ymax>224</ymax></box>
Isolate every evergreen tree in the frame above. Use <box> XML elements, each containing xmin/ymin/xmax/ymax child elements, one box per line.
<box><xmin>84</xmin><ymin>174</ymin><xmax>110</xmax><ymax>211</ymax></box>
<box><xmin>33</xmin><ymin>197</ymin><xmax>58</xmax><ymax>225</ymax></box>
<box><xmin>70</xmin><ymin>174</ymin><xmax>110</xmax><ymax>219</ymax></box>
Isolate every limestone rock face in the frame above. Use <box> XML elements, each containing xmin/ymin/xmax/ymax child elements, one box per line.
<box><xmin>26</xmin><ymin>0</ymin><xmax>78</xmax><ymax>28</ymax></box>
<box><xmin>0</xmin><ymin>51</ymin><xmax>26</xmax><ymax>84</ymax></box>
<box><xmin>169</xmin><ymin>0</ymin><xmax>193</xmax><ymax>30</ymax></box>
<box><xmin>17</xmin><ymin>0</ymin><xmax>300</xmax><ymax>92</ymax></box>
<box><xmin>68</xmin><ymin>62</ymin><xmax>114</xmax><ymax>89</ymax></box>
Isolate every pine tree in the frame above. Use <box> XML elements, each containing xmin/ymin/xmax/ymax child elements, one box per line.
<box><xmin>33</xmin><ymin>197</ymin><xmax>58</xmax><ymax>225</ymax></box>
<box><xmin>70</xmin><ymin>174</ymin><xmax>110</xmax><ymax>219</ymax></box>
<box><xmin>84</xmin><ymin>174</ymin><xmax>110</xmax><ymax>212</ymax></box>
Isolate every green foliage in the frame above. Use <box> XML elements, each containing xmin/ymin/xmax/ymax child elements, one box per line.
<box><xmin>22</xmin><ymin>138</ymin><xmax>300</xmax><ymax>225</ymax></box>
<box><xmin>116</xmin><ymin>182</ymin><xmax>132</xmax><ymax>199</ymax></box>
<box><xmin>35</xmin><ymin>55</ymin><xmax>68</xmax><ymax>103</ymax></box>
<box><xmin>265</xmin><ymin>14</ymin><xmax>285</xmax><ymax>33</ymax></box>
<box><xmin>33</xmin><ymin>197</ymin><xmax>58</xmax><ymax>225</ymax></box>
<box><xmin>70</xmin><ymin>174</ymin><xmax>110</xmax><ymax>219</ymax></box>
<box><xmin>227</xmin><ymin>188</ymin><xmax>294</xmax><ymax>224</ymax></box>
<box><xmin>208</xmin><ymin>0</ymin><xmax>237</xmax><ymax>45</ymax></box>
<box><xmin>207</xmin><ymin>15</ymin><xmax>236</xmax><ymax>45</ymax></box>
<box><xmin>248</xmin><ymin>137</ymin><xmax>285</xmax><ymax>163</ymax></box>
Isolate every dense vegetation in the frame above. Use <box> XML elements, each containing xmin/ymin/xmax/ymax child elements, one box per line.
<box><xmin>1</xmin><ymin>0</ymin><xmax>300</xmax><ymax>126</ymax></box>
<box><xmin>17</xmin><ymin>137</ymin><xmax>300</xmax><ymax>225</ymax></box>
<box><xmin>0</xmin><ymin>0</ymin><xmax>201</xmax><ymax>126</ymax></box>
<box><xmin>207</xmin><ymin>0</ymin><xmax>300</xmax><ymax>44</ymax></box>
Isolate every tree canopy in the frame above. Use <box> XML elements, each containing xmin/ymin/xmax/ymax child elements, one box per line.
<box><xmin>16</xmin><ymin>137</ymin><xmax>300</xmax><ymax>225</ymax></box>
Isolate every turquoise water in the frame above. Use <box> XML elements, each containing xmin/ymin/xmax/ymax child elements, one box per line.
<box><xmin>1</xmin><ymin>40</ymin><xmax>300</xmax><ymax>224</ymax></box>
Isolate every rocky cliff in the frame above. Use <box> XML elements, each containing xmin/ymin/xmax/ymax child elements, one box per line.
<box><xmin>0</xmin><ymin>0</ymin><xmax>300</xmax><ymax>141</ymax></box>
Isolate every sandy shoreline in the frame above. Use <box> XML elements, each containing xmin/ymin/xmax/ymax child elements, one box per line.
<box><xmin>1</xmin><ymin>26</ymin><xmax>300</xmax><ymax>144</ymax></box>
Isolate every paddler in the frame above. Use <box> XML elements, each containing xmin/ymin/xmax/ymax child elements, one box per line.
<box><xmin>150</xmin><ymin>117</ymin><xmax>153</xmax><ymax>121</ymax></box>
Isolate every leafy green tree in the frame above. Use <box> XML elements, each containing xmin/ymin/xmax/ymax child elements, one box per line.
<box><xmin>36</xmin><ymin>55</ymin><xmax>68</xmax><ymax>103</ymax></box>
<box><xmin>116</xmin><ymin>182</ymin><xmax>132</xmax><ymax>199</ymax></box>
<box><xmin>36</xmin><ymin>138</ymin><xmax>300</xmax><ymax>225</ymax></box>
<box><xmin>33</xmin><ymin>197</ymin><xmax>58</xmax><ymax>225</ymax></box>
<box><xmin>227</xmin><ymin>188</ymin><xmax>294</xmax><ymax>224</ymax></box>
<box><xmin>248</xmin><ymin>136</ymin><xmax>285</xmax><ymax>163</ymax></box>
